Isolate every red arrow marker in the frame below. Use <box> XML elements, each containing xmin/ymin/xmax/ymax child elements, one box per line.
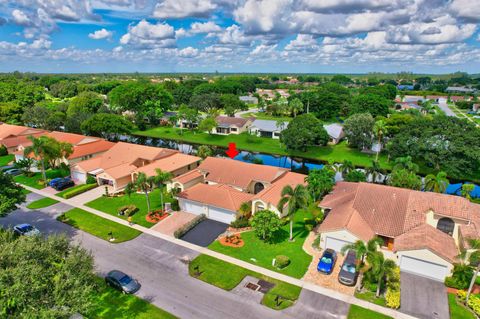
<box><xmin>225</xmin><ymin>142</ymin><xmax>239</xmax><ymax>159</ymax></box>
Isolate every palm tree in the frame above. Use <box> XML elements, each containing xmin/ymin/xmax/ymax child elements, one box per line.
<box><xmin>339</xmin><ymin>160</ymin><xmax>355</xmax><ymax>178</ymax></box>
<box><xmin>365</xmin><ymin>160</ymin><xmax>384</xmax><ymax>184</ymax></box>
<box><xmin>24</xmin><ymin>136</ymin><xmax>49</xmax><ymax>181</ymax></box>
<box><xmin>152</xmin><ymin>169</ymin><xmax>173</xmax><ymax>212</ymax></box>
<box><xmin>465</xmin><ymin>239</ymin><xmax>480</xmax><ymax>303</ymax></box>
<box><xmin>341</xmin><ymin>237</ymin><xmax>383</xmax><ymax>264</ymax></box>
<box><xmin>236</xmin><ymin>202</ymin><xmax>252</xmax><ymax>220</ymax></box>
<box><xmin>461</xmin><ymin>183</ymin><xmax>475</xmax><ymax>200</ymax></box>
<box><xmin>373</xmin><ymin>120</ymin><xmax>387</xmax><ymax>161</ymax></box>
<box><xmin>424</xmin><ymin>171</ymin><xmax>449</xmax><ymax>193</ymax></box>
<box><xmin>277</xmin><ymin>184</ymin><xmax>309</xmax><ymax>241</ymax></box>
<box><xmin>129</xmin><ymin>172</ymin><xmax>154</xmax><ymax>213</ymax></box>
<box><xmin>367</xmin><ymin>251</ymin><xmax>397</xmax><ymax>297</ymax></box>
<box><xmin>393</xmin><ymin>156</ymin><xmax>419</xmax><ymax>173</ymax></box>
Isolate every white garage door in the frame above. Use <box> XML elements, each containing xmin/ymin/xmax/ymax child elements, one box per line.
<box><xmin>400</xmin><ymin>256</ymin><xmax>448</xmax><ymax>281</ymax></box>
<box><xmin>324</xmin><ymin>237</ymin><xmax>353</xmax><ymax>252</ymax></box>
<box><xmin>208</xmin><ymin>206</ymin><xmax>235</xmax><ymax>224</ymax></box>
<box><xmin>71</xmin><ymin>171</ymin><xmax>86</xmax><ymax>183</ymax></box>
<box><xmin>180</xmin><ymin>200</ymin><xmax>204</xmax><ymax>215</ymax></box>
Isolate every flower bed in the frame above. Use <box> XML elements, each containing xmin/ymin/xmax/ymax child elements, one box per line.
<box><xmin>219</xmin><ymin>233</ymin><xmax>244</xmax><ymax>248</ymax></box>
<box><xmin>146</xmin><ymin>210</ymin><xmax>170</xmax><ymax>223</ymax></box>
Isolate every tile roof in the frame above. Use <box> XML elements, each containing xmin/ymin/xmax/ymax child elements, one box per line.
<box><xmin>253</xmin><ymin>171</ymin><xmax>306</xmax><ymax>207</ymax></box>
<box><xmin>177</xmin><ymin>183</ymin><xmax>254</xmax><ymax>212</ymax></box>
<box><xmin>0</xmin><ymin>124</ymin><xmax>44</xmax><ymax>140</ymax></box>
<box><xmin>46</xmin><ymin>131</ymin><xmax>98</xmax><ymax>145</ymax></box>
<box><xmin>215</xmin><ymin>116</ymin><xmax>251</xmax><ymax>128</ymax></box>
<box><xmin>394</xmin><ymin>224</ymin><xmax>459</xmax><ymax>263</ymax></box>
<box><xmin>68</xmin><ymin>140</ymin><xmax>115</xmax><ymax>159</ymax></box>
<box><xmin>198</xmin><ymin>157</ymin><xmax>288</xmax><ymax>189</ymax></box>
<box><xmin>134</xmin><ymin>153</ymin><xmax>201</xmax><ymax>176</ymax></box>
<box><xmin>103</xmin><ymin>163</ymin><xmax>138</xmax><ymax>179</ymax></box>
<box><xmin>0</xmin><ymin>132</ymin><xmax>46</xmax><ymax>148</ymax></box>
<box><xmin>172</xmin><ymin>169</ymin><xmax>203</xmax><ymax>184</ymax></box>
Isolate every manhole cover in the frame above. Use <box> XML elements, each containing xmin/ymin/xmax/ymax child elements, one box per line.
<box><xmin>245</xmin><ymin>282</ymin><xmax>260</xmax><ymax>291</ymax></box>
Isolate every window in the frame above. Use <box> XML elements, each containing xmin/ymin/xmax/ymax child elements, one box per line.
<box><xmin>254</xmin><ymin>182</ymin><xmax>265</xmax><ymax>194</ymax></box>
<box><xmin>437</xmin><ymin>217</ymin><xmax>455</xmax><ymax>236</ymax></box>
<box><xmin>231</xmin><ymin>127</ymin><xmax>237</xmax><ymax>132</ymax></box>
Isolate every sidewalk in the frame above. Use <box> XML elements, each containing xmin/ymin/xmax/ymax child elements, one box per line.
<box><xmin>22</xmin><ymin>184</ymin><xmax>417</xmax><ymax>319</ymax></box>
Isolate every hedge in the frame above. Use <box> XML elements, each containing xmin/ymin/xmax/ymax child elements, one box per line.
<box><xmin>174</xmin><ymin>214</ymin><xmax>206</xmax><ymax>238</ymax></box>
<box><xmin>118</xmin><ymin>205</ymin><xmax>138</xmax><ymax>217</ymax></box>
<box><xmin>61</xmin><ymin>184</ymin><xmax>98</xmax><ymax>199</ymax></box>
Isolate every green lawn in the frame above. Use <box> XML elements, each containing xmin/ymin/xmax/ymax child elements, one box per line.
<box><xmin>354</xmin><ymin>291</ymin><xmax>386</xmax><ymax>307</ymax></box>
<box><xmin>88</xmin><ymin>277</ymin><xmax>177</xmax><ymax>319</ymax></box>
<box><xmin>14</xmin><ymin>169</ymin><xmax>70</xmax><ymax>189</ymax></box>
<box><xmin>240</xmin><ymin>112</ymin><xmax>293</xmax><ymax>122</ymax></box>
<box><xmin>209</xmin><ymin>209</ymin><xmax>313</xmax><ymax>279</ymax></box>
<box><xmin>57</xmin><ymin>208</ymin><xmax>141</xmax><ymax>243</ymax></box>
<box><xmin>189</xmin><ymin>254</ymin><xmax>301</xmax><ymax>310</ymax></box>
<box><xmin>448</xmin><ymin>293</ymin><xmax>476</xmax><ymax>319</ymax></box>
<box><xmin>134</xmin><ymin>127</ymin><xmax>393</xmax><ymax>170</ymax></box>
<box><xmin>347</xmin><ymin>305</ymin><xmax>392</xmax><ymax>319</ymax></box>
<box><xmin>0</xmin><ymin>154</ymin><xmax>14</xmax><ymax>166</ymax></box>
<box><xmin>85</xmin><ymin>189</ymin><xmax>172</xmax><ymax>228</ymax></box>
<box><xmin>26</xmin><ymin>197</ymin><xmax>59</xmax><ymax>209</ymax></box>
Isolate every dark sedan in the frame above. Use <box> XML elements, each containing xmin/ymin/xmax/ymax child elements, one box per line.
<box><xmin>105</xmin><ymin>270</ymin><xmax>141</xmax><ymax>294</ymax></box>
<box><xmin>338</xmin><ymin>250</ymin><xmax>359</xmax><ymax>286</ymax></box>
<box><xmin>53</xmin><ymin>178</ymin><xmax>74</xmax><ymax>191</ymax></box>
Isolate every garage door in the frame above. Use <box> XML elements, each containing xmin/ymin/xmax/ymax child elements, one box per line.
<box><xmin>208</xmin><ymin>206</ymin><xmax>235</xmax><ymax>224</ymax></box>
<box><xmin>324</xmin><ymin>237</ymin><xmax>353</xmax><ymax>252</ymax></box>
<box><xmin>180</xmin><ymin>200</ymin><xmax>204</xmax><ymax>215</ymax></box>
<box><xmin>400</xmin><ymin>256</ymin><xmax>448</xmax><ymax>281</ymax></box>
<box><xmin>71</xmin><ymin>170</ymin><xmax>86</xmax><ymax>183</ymax></box>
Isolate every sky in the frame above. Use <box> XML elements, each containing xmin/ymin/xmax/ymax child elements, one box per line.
<box><xmin>0</xmin><ymin>0</ymin><xmax>480</xmax><ymax>74</ymax></box>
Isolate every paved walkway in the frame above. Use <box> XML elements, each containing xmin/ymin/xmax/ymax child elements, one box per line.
<box><xmin>67</xmin><ymin>186</ymin><xmax>104</xmax><ymax>206</ymax></box>
<box><xmin>235</xmin><ymin>108</ymin><xmax>258</xmax><ymax>118</ymax></box>
<box><xmin>151</xmin><ymin>211</ymin><xmax>196</xmax><ymax>236</ymax></box>
<box><xmin>21</xmin><ymin>184</ymin><xmax>417</xmax><ymax>319</ymax></box>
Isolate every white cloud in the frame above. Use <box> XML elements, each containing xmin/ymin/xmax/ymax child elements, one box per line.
<box><xmin>11</xmin><ymin>9</ymin><xmax>31</xmax><ymax>26</ymax></box>
<box><xmin>178</xmin><ymin>46</ymin><xmax>199</xmax><ymax>57</ymax></box>
<box><xmin>284</xmin><ymin>34</ymin><xmax>318</xmax><ymax>51</ymax></box>
<box><xmin>153</xmin><ymin>0</ymin><xmax>217</xmax><ymax>18</ymax></box>
<box><xmin>88</xmin><ymin>28</ymin><xmax>113</xmax><ymax>40</ymax></box>
<box><xmin>450</xmin><ymin>0</ymin><xmax>480</xmax><ymax>21</ymax></box>
<box><xmin>120</xmin><ymin>19</ymin><xmax>176</xmax><ymax>48</ymax></box>
<box><xmin>175</xmin><ymin>21</ymin><xmax>222</xmax><ymax>38</ymax></box>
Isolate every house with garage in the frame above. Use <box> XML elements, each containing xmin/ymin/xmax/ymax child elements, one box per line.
<box><xmin>317</xmin><ymin>182</ymin><xmax>480</xmax><ymax>281</ymax></box>
<box><xmin>323</xmin><ymin>123</ymin><xmax>345</xmax><ymax>145</ymax></box>
<box><xmin>172</xmin><ymin>157</ymin><xmax>306</xmax><ymax>224</ymax></box>
<box><xmin>0</xmin><ymin>123</ymin><xmax>46</xmax><ymax>153</ymax></box>
<box><xmin>249</xmin><ymin>119</ymin><xmax>288</xmax><ymax>139</ymax></box>
<box><xmin>71</xmin><ymin>142</ymin><xmax>201</xmax><ymax>192</ymax></box>
<box><xmin>211</xmin><ymin>116</ymin><xmax>253</xmax><ymax>135</ymax></box>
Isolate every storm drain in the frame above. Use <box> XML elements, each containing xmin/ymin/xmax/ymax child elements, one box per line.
<box><xmin>245</xmin><ymin>282</ymin><xmax>260</xmax><ymax>291</ymax></box>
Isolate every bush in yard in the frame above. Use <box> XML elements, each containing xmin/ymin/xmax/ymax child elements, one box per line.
<box><xmin>250</xmin><ymin>210</ymin><xmax>281</xmax><ymax>242</ymax></box>
<box><xmin>170</xmin><ymin>198</ymin><xmax>180</xmax><ymax>211</ymax></box>
<box><xmin>445</xmin><ymin>264</ymin><xmax>474</xmax><ymax>289</ymax></box>
<box><xmin>230</xmin><ymin>218</ymin><xmax>249</xmax><ymax>229</ymax></box>
<box><xmin>0</xmin><ymin>145</ymin><xmax>7</xmax><ymax>156</ymax></box>
<box><xmin>275</xmin><ymin>255</ymin><xmax>290</xmax><ymax>269</ymax></box>
<box><xmin>468</xmin><ymin>295</ymin><xmax>480</xmax><ymax>316</ymax></box>
<box><xmin>174</xmin><ymin>214</ymin><xmax>206</xmax><ymax>238</ymax></box>
<box><xmin>86</xmin><ymin>175</ymin><xmax>97</xmax><ymax>184</ymax></box>
<box><xmin>61</xmin><ymin>184</ymin><xmax>97</xmax><ymax>199</ymax></box>
<box><xmin>387</xmin><ymin>267</ymin><xmax>400</xmax><ymax>291</ymax></box>
<box><xmin>385</xmin><ymin>288</ymin><xmax>400</xmax><ymax>309</ymax></box>
<box><xmin>117</xmin><ymin>205</ymin><xmax>138</xmax><ymax>217</ymax></box>
<box><xmin>312</xmin><ymin>235</ymin><xmax>321</xmax><ymax>250</ymax></box>
<box><xmin>457</xmin><ymin>290</ymin><xmax>467</xmax><ymax>302</ymax></box>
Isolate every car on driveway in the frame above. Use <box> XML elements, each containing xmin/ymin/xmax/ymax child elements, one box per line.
<box><xmin>338</xmin><ymin>250</ymin><xmax>359</xmax><ymax>286</ymax></box>
<box><xmin>53</xmin><ymin>178</ymin><xmax>74</xmax><ymax>191</ymax></box>
<box><xmin>13</xmin><ymin>223</ymin><xmax>40</xmax><ymax>236</ymax></box>
<box><xmin>317</xmin><ymin>248</ymin><xmax>337</xmax><ymax>274</ymax></box>
<box><xmin>105</xmin><ymin>270</ymin><xmax>141</xmax><ymax>294</ymax></box>
<box><xmin>4</xmin><ymin>168</ymin><xmax>22</xmax><ymax>176</ymax></box>
<box><xmin>1</xmin><ymin>165</ymin><xmax>15</xmax><ymax>171</ymax></box>
<box><xmin>48</xmin><ymin>177</ymin><xmax>64</xmax><ymax>188</ymax></box>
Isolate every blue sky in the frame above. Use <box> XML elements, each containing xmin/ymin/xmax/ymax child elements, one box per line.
<box><xmin>0</xmin><ymin>0</ymin><xmax>479</xmax><ymax>73</ymax></box>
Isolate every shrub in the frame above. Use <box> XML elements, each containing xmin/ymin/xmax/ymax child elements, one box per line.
<box><xmin>0</xmin><ymin>145</ymin><xmax>7</xmax><ymax>156</ymax></box>
<box><xmin>387</xmin><ymin>267</ymin><xmax>401</xmax><ymax>291</ymax></box>
<box><xmin>467</xmin><ymin>295</ymin><xmax>480</xmax><ymax>316</ymax></box>
<box><xmin>312</xmin><ymin>235</ymin><xmax>321</xmax><ymax>250</ymax></box>
<box><xmin>251</xmin><ymin>210</ymin><xmax>281</xmax><ymax>242</ymax></box>
<box><xmin>61</xmin><ymin>184</ymin><xmax>97</xmax><ymax>199</ymax></box>
<box><xmin>457</xmin><ymin>290</ymin><xmax>467</xmax><ymax>303</ymax></box>
<box><xmin>86</xmin><ymin>175</ymin><xmax>97</xmax><ymax>184</ymax></box>
<box><xmin>170</xmin><ymin>199</ymin><xmax>180</xmax><ymax>211</ymax></box>
<box><xmin>46</xmin><ymin>169</ymin><xmax>69</xmax><ymax>179</ymax></box>
<box><xmin>174</xmin><ymin>214</ymin><xmax>206</xmax><ymax>238</ymax></box>
<box><xmin>275</xmin><ymin>255</ymin><xmax>290</xmax><ymax>269</ymax></box>
<box><xmin>230</xmin><ymin>218</ymin><xmax>249</xmax><ymax>229</ymax></box>
<box><xmin>117</xmin><ymin>205</ymin><xmax>138</xmax><ymax>217</ymax></box>
<box><xmin>304</xmin><ymin>218</ymin><xmax>316</xmax><ymax>232</ymax></box>
<box><xmin>385</xmin><ymin>288</ymin><xmax>401</xmax><ymax>309</ymax></box>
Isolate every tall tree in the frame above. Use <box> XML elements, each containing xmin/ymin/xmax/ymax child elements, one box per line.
<box><xmin>343</xmin><ymin>113</ymin><xmax>375</xmax><ymax>150</ymax></box>
<box><xmin>152</xmin><ymin>168</ymin><xmax>173</xmax><ymax>212</ymax></box>
<box><xmin>366</xmin><ymin>160</ymin><xmax>384</xmax><ymax>184</ymax></box>
<box><xmin>277</xmin><ymin>184</ymin><xmax>309</xmax><ymax>241</ymax></box>
<box><xmin>280</xmin><ymin>114</ymin><xmax>329</xmax><ymax>151</ymax></box>
<box><xmin>387</xmin><ymin>168</ymin><xmax>422</xmax><ymax>190</ymax></box>
<box><xmin>81</xmin><ymin>113</ymin><xmax>134</xmax><ymax>140</ymax></box>
<box><xmin>0</xmin><ymin>172</ymin><xmax>26</xmax><ymax>216</ymax></box>
<box><xmin>288</xmin><ymin>98</ymin><xmax>304</xmax><ymax>117</ymax></box>
<box><xmin>349</xmin><ymin>94</ymin><xmax>391</xmax><ymax>117</ymax></box>
<box><xmin>23</xmin><ymin>135</ymin><xmax>50</xmax><ymax>181</ymax></box>
<box><xmin>305</xmin><ymin>168</ymin><xmax>335</xmax><ymax>201</ymax></box>
<box><xmin>128</xmin><ymin>172</ymin><xmax>154</xmax><ymax>213</ymax></box>
<box><xmin>424</xmin><ymin>171</ymin><xmax>449</xmax><ymax>193</ymax></box>
<box><xmin>461</xmin><ymin>183</ymin><xmax>475</xmax><ymax>200</ymax></box>
<box><xmin>373</xmin><ymin>120</ymin><xmax>387</xmax><ymax>161</ymax></box>
<box><xmin>341</xmin><ymin>237</ymin><xmax>383</xmax><ymax>264</ymax></box>
<box><xmin>198</xmin><ymin>117</ymin><xmax>217</xmax><ymax>134</ymax></box>
<box><xmin>367</xmin><ymin>251</ymin><xmax>397</xmax><ymax>297</ymax></box>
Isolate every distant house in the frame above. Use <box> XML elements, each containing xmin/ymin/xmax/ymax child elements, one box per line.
<box><xmin>403</xmin><ymin>95</ymin><xmax>426</xmax><ymax>103</ymax></box>
<box><xmin>249</xmin><ymin>119</ymin><xmax>288</xmax><ymax>139</ymax></box>
<box><xmin>323</xmin><ymin>123</ymin><xmax>345</xmax><ymax>145</ymax></box>
<box><xmin>0</xmin><ymin>124</ymin><xmax>46</xmax><ymax>153</ymax></box>
<box><xmin>446</xmin><ymin>86</ymin><xmax>476</xmax><ymax>94</ymax></box>
<box><xmin>473</xmin><ymin>104</ymin><xmax>479</xmax><ymax>113</ymax></box>
<box><xmin>239</xmin><ymin>96</ymin><xmax>258</xmax><ymax>104</ymax></box>
<box><xmin>395</xmin><ymin>102</ymin><xmax>421</xmax><ymax>111</ymax></box>
<box><xmin>211</xmin><ymin>116</ymin><xmax>253</xmax><ymax>135</ymax></box>
<box><xmin>397</xmin><ymin>84</ymin><xmax>414</xmax><ymax>90</ymax></box>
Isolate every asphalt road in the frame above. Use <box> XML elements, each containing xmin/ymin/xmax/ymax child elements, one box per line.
<box><xmin>437</xmin><ymin>101</ymin><xmax>457</xmax><ymax>117</ymax></box>
<box><xmin>1</xmin><ymin>196</ymin><xmax>350</xmax><ymax>319</ymax></box>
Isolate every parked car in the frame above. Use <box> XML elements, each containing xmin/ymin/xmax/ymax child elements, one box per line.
<box><xmin>1</xmin><ymin>165</ymin><xmax>15</xmax><ymax>172</ymax></box>
<box><xmin>48</xmin><ymin>177</ymin><xmax>64</xmax><ymax>188</ymax></box>
<box><xmin>338</xmin><ymin>250</ymin><xmax>359</xmax><ymax>286</ymax></box>
<box><xmin>105</xmin><ymin>270</ymin><xmax>141</xmax><ymax>294</ymax></box>
<box><xmin>13</xmin><ymin>223</ymin><xmax>40</xmax><ymax>236</ymax></box>
<box><xmin>4</xmin><ymin>168</ymin><xmax>22</xmax><ymax>176</ymax></box>
<box><xmin>317</xmin><ymin>248</ymin><xmax>337</xmax><ymax>274</ymax></box>
<box><xmin>53</xmin><ymin>178</ymin><xmax>74</xmax><ymax>191</ymax></box>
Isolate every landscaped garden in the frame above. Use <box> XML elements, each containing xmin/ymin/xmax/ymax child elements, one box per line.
<box><xmin>14</xmin><ymin>168</ymin><xmax>70</xmax><ymax>189</ymax></box>
<box><xmin>26</xmin><ymin>197</ymin><xmax>59</xmax><ymax>209</ymax></box>
<box><xmin>85</xmin><ymin>188</ymin><xmax>173</xmax><ymax>228</ymax></box>
<box><xmin>88</xmin><ymin>277</ymin><xmax>177</xmax><ymax>319</ymax></box>
<box><xmin>347</xmin><ymin>305</ymin><xmax>392</xmax><ymax>319</ymax></box>
<box><xmin>449</xmin><ymin>293</ymin><xmax>476</xmax><ymax>319</ymax></box>
<box><xmin>55</xmin><ymin>183</ymin><xmax>97</xmax><ymax>198</ymax></box>
<box><xmin>0</xmin><ymin>154</ymin><xmax>14</xmax><ymax>166</ymax></box>
<box><xmin>57</xmin><ymin>208</ymin><xmax>142</xmax><ymax>243</ymax></box>
<box><xmin>189</xmin><ymin>254</ymin><xmax>301</xmax><ymax>310</ymax></box>
<box><xmin>209</xmin><ymin>209</ymin><xmax>313</xmax><ymax>279</ymax></box>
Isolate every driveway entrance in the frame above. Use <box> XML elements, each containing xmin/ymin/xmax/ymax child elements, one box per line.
<box><xmin>180</xmin><ymin>219</ymin><xmax>228</xmax><ymax>247</ymax></box>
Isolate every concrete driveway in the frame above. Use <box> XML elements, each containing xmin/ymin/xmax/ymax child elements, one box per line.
<box><xmin>181</xmin><ymin>219</ymin><xmax>228</xmax><ymax>247</ymax></box>
<box><xmin>152</xmin><ymin>211</ymin><xmax>196</xmax><ymax>236</ymax></box>
<box><xmin>400</xmin><ymin>272</ymin><xmax>449</xmax><ymax>319</ymax></box>
<box><xmin>284</xmin><ymin>289</ymin><xmax>349</xmax><ymax>319</ymax></box>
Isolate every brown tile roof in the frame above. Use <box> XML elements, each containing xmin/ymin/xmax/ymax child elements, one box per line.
<box><xmin>0</xmin><ymin>124</ymin><xmax>44</xmax><ymax>140</ymax></box>
<box><xmin>198</xmin><ymin>157</ymin><xmax>287</xmax><ymax>189</ymax></box>
<box><xmin>177</xmin><ymin>183</ymin><xmax>254</xmax><ymax>212</ymax></box>
<box><xmin>0</xmin><ymin>132</ymin><xmax>46</xmax><ymax>148</ymax></box>
<box><xmin>253</xmin><ymin>171</ymin><xmax>306</xmax><ymax>207</ymax></box>
<box><xmin>46</xmin><ymin>131</ymin><xmax>99</xmax><ymax>145</ymax></box>
<box><xmin>394</xmin><ymin>224</ymin><xmax>459</xmax><ymax>263</ymax></box>
<box><xmin>215</xmin><ymin>116</ymin><xmax>251</xmax><ymax>127</ymax></box>
<box><xmin>134</xmin><ymin>153</ymin><xmax>201</xmax><ymax>176</ymax></box>
<box><xmin>68</xmin><ymin>140</ymin><xmax>115</xmax><ymax>159</ymax></box>
<box><xmin>172</xmin><ymin>169</ymin><xmax>203</xmax><ymax>184</ymax></box>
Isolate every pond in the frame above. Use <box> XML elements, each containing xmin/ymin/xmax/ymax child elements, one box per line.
<box><xmin>121</xmin><ymin>135</ymin><xmax>479</xmax><ymax>199</ymax></box>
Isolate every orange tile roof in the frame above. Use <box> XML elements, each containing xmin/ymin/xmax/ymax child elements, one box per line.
<box><xmin>198</xmin><ymin>157</ymin><xmax>287</xmax><ymax>189</ymax></box>
<box><xmin>135</xmin><ymin>153</ymin><xmax>201</xmax><ymax>176</ymax></box>
<box><xmin>104</xmin><ymin>163</ymin><xmax>138</xmax><ymax>179</ymax></box>
<box><xmin>394</xmin><ymin>224</ymin><xmax>459</xmax><ymax>263</ymax></box>
<box><xmin>46</xmin><ymin>131</ymin><xmax>98</xmax><ymax>145</ymax></box>
<box><xmin>0</xmin><ymin>132</ymin><xmax>46</xmax><ymax>148</ymax></box>
<box><xmin>178</xmin><ymin>183</ymin><xmax>254</xmax><ymax>212</ymax></box>
<box><xmin>253</xmin><ymin>171</ymin><xmax>306</xmax><ymax>207</ymax></box>
<box><xmin>0</xmin><ymin>124</ymin><xmax>44</xmax><ymax>140</ymax></box>
<box><xmin>68</xmin><ymin>140</ymin><xmax>115</xmax><ymax>159</ymax></box>
<box><xmin>172</xmin><ymin>169</ymin><xmax>203</xmax><ymax>184</ymax></box>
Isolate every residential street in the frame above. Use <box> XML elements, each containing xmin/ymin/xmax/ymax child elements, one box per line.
<box><xmin>0</xmin><ymin>196</ymin><xmax>350</xmax><ymax>319</ymax></box>
<box><xmin>437</xmin><ymin>100</ymin><xmax>457</xmax><ymax>117</ymax></box>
